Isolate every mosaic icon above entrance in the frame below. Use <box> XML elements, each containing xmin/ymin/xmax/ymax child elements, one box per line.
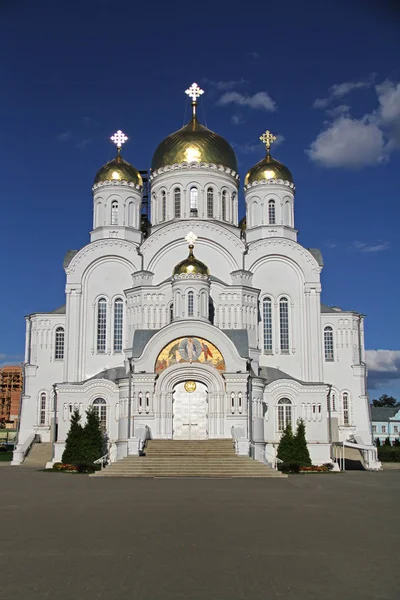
<box><xmin>184</xmin><ymin>381</ymin><xmax>197</xmax><ymax>393</ymax></box>
<box><xmin>155</xmin><ymin>337</ymin><xmax>225</xmax><ymax>374</ymax></box>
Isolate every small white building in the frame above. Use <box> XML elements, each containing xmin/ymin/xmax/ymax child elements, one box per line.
<box><xmin>371</xmin><ymin>407</ymin><xmax>400</xmax><ymax>445</ymax></box>
<box><xmin>13</xmin><ymin>84</ymin><xmax>380</xmax><ymax>469</ymax></box>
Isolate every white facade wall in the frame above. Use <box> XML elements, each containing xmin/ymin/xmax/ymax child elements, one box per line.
<box><xmin>14</xmin><ymin>151</ymin><xmax>378</xmax><ymax>469</ymax></box>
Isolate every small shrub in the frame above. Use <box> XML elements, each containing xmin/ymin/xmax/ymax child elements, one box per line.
<box><xmin>378</xmin><ymin>446</ymin><xmax>400</xmax><ymax>462</ymax></box>
<box><xmin>53</xmin><ymin>462</ymin><xmax>64</xmax><ymax>471</ymax></box>
<box><xmin>384</xmin><ymin>437</ymin><xmax>392</xmax><ymax>447</ymax></box>
<box><xmin>74</xmin><ymin>462</ymin><xmax>99</xmax><ymax>473</ymax></box>
<box><xmin>279</xmin><ymin>461</ymin><xmax>301</xmax><ymax>474</ymax></box>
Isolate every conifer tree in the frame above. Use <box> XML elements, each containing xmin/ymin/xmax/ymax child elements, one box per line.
<box><xmin>293</xmin><ymin>418</ymin><xmax>312</xmax><ymax>466</ymax></box>
<box><xmin>62</xmin><ymin>409</ymin><xmax>85</xmax><ymax>464</ymax></box>
<box><xmin>82</xmin><ymin>408</ymin><xmax>105</xmax><ymax>463</ymax></box>
<box><xmin>384</xmin><ymin>436</ymin><xmax>392</xmax><ymax>447</ymax></box>
<box><xmin>277</xmin><ymin>422</ymin><xmax>295</xmax><ymax>462</ymax></box>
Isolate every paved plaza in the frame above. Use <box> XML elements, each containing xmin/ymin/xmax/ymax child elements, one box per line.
<box><xmin>0</xmin><ymin>468</ymin><xmax>399</xmax><ymax>600</ymax></box>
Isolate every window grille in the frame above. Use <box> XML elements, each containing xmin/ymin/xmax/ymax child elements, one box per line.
<box><xmin>97</xmin><ymin>298</ymin><xmax>107</xmax><ymax>352</ymax></box>
<box><xmin>174</xmin><ymin>188</ymin><xmax>181</xmax><ymax>218</ymax></box>
<box><xmin>279</xmin><ymin>297</ymin><xmax>289</xmax><ymax>352</ymax></box>
<box><xmin>93</xmin><ymin>398</ymin><xmax>107</xmax><ymax>432</ymax></box>
<box><xmin>111</xmin><ymin>201</ymin><xmax>118</xmax><ymax>225</ymax></box>
<box><xmin>188</xmin><ymin>291</ymin><xmax>194</xmax><ymax>317</ymax></box>
<box><xmin>268</xmin><ymin>200</ymin><xmax>276</xmax><ymax>224</ymax></box>
<box><xmin>263</xmin><ymin>297</ymin><xmax>272</xmax><ymax>352</ymax></box>
<box><xmin>113</xmin><ymin>299</ymin><xmax>123</xmax><ymax>352</ymax></box>
<box><xmin>207</xmin><ymin>188</ymin><xmax>213</xmax><ymax>218</ymax></box>
<box><xmin>54</xmin><ymin>327</ymin><xmax>64</xmax><ymax>359</ymax></box>
<box><xmin>277</xmin><ymin>398</ymin><xmax>292</xmax><ymax>431</ymax></box>
<box><xmin>324</xmin><ymin>326</ymin><xmax>334</xmax><ymax>361</ymax></box>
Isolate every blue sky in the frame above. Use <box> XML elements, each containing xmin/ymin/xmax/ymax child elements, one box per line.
<box><xmin>0</xmin><ymin>0</ymin><xmax>399</xmax><ymax>397</ymax></box>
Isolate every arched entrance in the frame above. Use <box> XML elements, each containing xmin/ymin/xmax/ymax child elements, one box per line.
<box><xmin>173</xmin><ymin>381</ymin><xmax>208</xmax><ymax>439</ymax></box>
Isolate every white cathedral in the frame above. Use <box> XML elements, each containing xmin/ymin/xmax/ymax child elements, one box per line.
<box><xmin>13</xmin><ymin>83</ymin><xmax>380</xmax><ymax>470</ymax></box>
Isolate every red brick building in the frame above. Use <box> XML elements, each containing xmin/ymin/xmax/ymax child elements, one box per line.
<box><xmin>0</xmin><ymin>365</ymin><xmax>22</xmax><ymax>429</ymax></box>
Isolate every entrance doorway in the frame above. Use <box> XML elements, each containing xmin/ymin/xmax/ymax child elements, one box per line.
<box><xmin>172</xmin><ymin>381</ymin><xmax>208</xmax><ymax>439</ymax></box>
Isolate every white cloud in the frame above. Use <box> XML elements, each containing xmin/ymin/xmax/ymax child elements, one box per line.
<box><xmin>248</xmin><ymin>51</ymin><xmax>259</xmax><ymax>59</ymax></box>
<box><xmin>231</xmin><ymin>114</ymin><xmax>246</xmax><ymax>125</ymax></box>
<box><xmin>217</xmin><ymin>91</ymin><xmax>276</xmax><ymax>111</ymax></box>
<box><xmin>203</xmin><ymin>78</ymin><xmax>248</xmax><ymax>91</ymax></box>
<box><xmin>306</xmin><ymin>116</ymin><xmax>386</xmax><ymax>168</ymax></box>
<box><xmin>352</xmin><ymin>241</ymin><xmax>390</xmax><ymax>253</ymax></box>
<box><xmin>57</xmin><ymin>132</ymin><xmax>72</xmax><ymax>142</ymax></box>
<box><xmin>0</xmin><ymin>353</ymin><xmax>24</xmax><ymax>366</ymax></box>
<box><xmin>313</xmin><ymin>78</ymin><xmax>373</xmax><ymax>109</ymax></box>
<box><xmin>376</xmin><ymin>80</ymin><xmax>400</xmax><ymax>124</ymax></box>
<box><xmin>366</xmin><ymin>350</ymin><xmax>400</xmax><ymax>389</ymax></box>
<box><xmin>326</xmin><ymin>104</ymin><xmax>351</xmax><ymax>118</ymax></box>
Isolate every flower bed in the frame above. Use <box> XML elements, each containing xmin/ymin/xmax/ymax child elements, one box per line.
<box><xmin>52</xmin><ymin>462</ymin><xmax>100</xmax><ymax>473</ymax></box>
<box><xmin>279</xmin><ymin>461</ymin><xmax>335</xmax><ymax>474</ymax></box>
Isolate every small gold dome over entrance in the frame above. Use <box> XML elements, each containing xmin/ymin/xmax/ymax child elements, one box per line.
<box><xmin>173</xmin><ymin>237</ymin><xmax>209</xmax><ymax>277</ymax></box>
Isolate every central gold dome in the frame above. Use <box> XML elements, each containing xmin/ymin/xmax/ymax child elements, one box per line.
<box><xmin>173</xmin><ymin>245</ymin><xmax>210</xmax><ymax>277</ymax></box>
<box><xmin>152</xmin><ymin>116</ymin><xmax>238</xmax><ymax>172</ymax></box>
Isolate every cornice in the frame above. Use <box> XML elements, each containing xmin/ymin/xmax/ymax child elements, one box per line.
<box><xmin>150</xmin><ymin>162</ymin><xmax>240</xmax><ymax>182</ymax></box>
<box><xmin>172</xmin><ymin>273</ymin><xmax>210</xmax><ymax>281</ymax></box>
<box><xmin>244</xmin><ymin>179</ymin><xmax>295</xmax><ymax>192</ymax></box>
<box><xmin>92</xmin><ymin>180</ymin><xmax>143</xmax><ymax>192</ymax></box>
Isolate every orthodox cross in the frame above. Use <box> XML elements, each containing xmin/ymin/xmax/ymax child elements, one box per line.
<box><xmin>185</xmin><ymin>82</ymin><xmax>204</xmax><ymax>117</ymax></box>
<box><xmin>259</xmin><ymin>130</ymin><xmax>277</xmax><ymax>152</ymax></box>
<box><xmin>110</xmin><ymin>130</ymin><xmax>128</xmax><ymax>154</ymax></box>
<box><xmin>185</xmin><ymin>231</ymin><xmax>198</xmax><ymax>247</ymax></box>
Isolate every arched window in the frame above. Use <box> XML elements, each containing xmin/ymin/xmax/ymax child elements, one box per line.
<box><xmin>113</xmin><ymin>298</ymin><xmax>123</xmax><ymax>352</ymax></box>
<box><xmin>92</xmin><ymin>398</ymin><xmax>107</xmax><ymax>432</ymax></box>
<box><xmin>188</xmin><ymin>291</ymin><xmax>194</xmax><ymax>317</ymax></box>
<box><xmin>161</xmin><ymin>190</ymin><xmax>166</xmax><ymax>222</ymax></box>
<box><xmin>343</xmin><ymin>393</ymin><xmax>349</xmax><ymax>425</ymax></box>
<box><xmin>324</xmin><ymin>326</ymin><xmax>334</xmax><ymax>361</ymax></box>
<box><xmin>128</xmin><ymin>202</ymin><xmax>134</xmax><ymax>227</ymax></box>
<box><xmin>54</xmin><ymin>327</ymin><xmax>64</xmax><ymax>360</ymax></box>
<box><xmin>111</xmin><ymin>200</ymin><xmax>118</xmax><ymax>225</ymax></box>
<box><xmin>169</xmin><ymin>302</ymin><xmax>174</xmax><ymax>323</ymax></box>
<box><xmin>277</xmin><ymin>398</ymin><xmax>292</xmax><ymax>431</ymax></box>
<box><xmin>222</xmin><ymin>190</ymin><xmax>227</xmax><ymax>221</ymax></box>
<box><xmin>97</xmin><ymin>298</ymin><xmax>107</xmax><ymax>353</ymax></box>
<box><xmin>279</xmin><ymin>297</ymin><xmax>289</xmax><ymax>352</ymax></box>
<box><xmin>232</xmin><ymin>192</ymin><xmax>236</xmax><ymax>222</ymax></box>
<box><xmin>174</xmin><ymin>188</ymin><xmax>181</xmax><ymax>218</ymax></box>
<box><xmin>190</xmin><ymin>187</ymin><xmax>198</xmax><ymax>216</ymax></box>
<box><xmin>39</xmin><ymin>392</ymin><xmax>46</xmax><ymax>425</ymax></box>
<box><xmin>263</xmin><ymin>297</ymin><xmax>273</xmax><ymax>353</ymax></box>
<box><xmin>268</xmin><ymin>199</ymin><xmax>276</xmax><ymax>224</ymax></box>
<box><xmin>207</xmin><ymin>187</ymin><xmax>214</xmax><ymax>218</ymax></box>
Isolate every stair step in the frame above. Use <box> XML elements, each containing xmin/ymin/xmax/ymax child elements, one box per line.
<box><xmin>91</xmin><ymin>439</ymin><xmax>285</xmax><ymax>479</ymax></box>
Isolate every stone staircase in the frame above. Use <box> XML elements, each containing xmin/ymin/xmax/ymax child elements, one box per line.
<box><xmin>23</xmin><ymin>442</ymin><xmax>53</xmax><ymax>468</ymax></box>
<box><xmin>92</xmin><ymin>440</ymin><xmax>286</xmax><ymax>478</ymax></box>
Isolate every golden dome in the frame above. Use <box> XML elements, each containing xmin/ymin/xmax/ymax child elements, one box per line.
<box><xmin>173</xmin><ymin>245</ymin><xmax>210</xmax><ymax>277</ymax></box>
<box><xmin>244</xmin><ymin>152</ymin><xmax>293</xmax><ymax>186</ymax></box>
<box><xmin>94</xmin><ymin>152</ymin><xmax>143</xmax><ymax>186</ymax></box>
<box><xmin>152</xmin><ymin>116</ymin><xmax>238</xmax><ymax>172</ymax></box>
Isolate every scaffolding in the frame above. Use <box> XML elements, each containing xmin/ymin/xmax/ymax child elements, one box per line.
<box><xmin>0</xmin><ymin>366</ymin><xmax>22</xmax><ymax>428</ymax></box>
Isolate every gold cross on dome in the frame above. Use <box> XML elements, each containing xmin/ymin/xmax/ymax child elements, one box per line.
<box><xmin>185</xmin><ymin>231</ymin><xmax>198</xmax><ymax>246</ymax></box>
<box><xmin>185</xmin><ymin>83</ymin><xmax>204</xmax><ymax>102</ymax></box>
<box><xmin>110</xmin><ymin>130</ymin><xmax>128</xmax><ymax>150</ymax></box>
<box><xmin>185</xmin><ymin>83</ymin><xmax>204</xmax><ymax>117</ymax></box>
<box><xmin>260</xmin><ymin>130</ymin><xmax>277</xmax><ymax>151</ymax></box>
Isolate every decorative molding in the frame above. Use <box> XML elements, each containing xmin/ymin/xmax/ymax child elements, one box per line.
<box><xmin>244</xmin><ymin>179</ymin><xmax>295</xmax><ymax>192</ymax></box>
<box><xmin>247</xmin><ymin>238</ymin><xmax>321</xmax><ymax>274</ymax></box>
<box><xmin>66</xmin><ymin>239</ymin><xmax>139</xmax><ymax>275</ymax></box>
<box><xmin>92</xmin><ymin>180</ymin><xmax>143</xmax><ymax>192</ymax></box>
<box><xmin>150</xmin><ymin>162</ymin><xmax>240</xmax><ymax>182</ymax></box>
<box><xmin>172</xmin><ymin>273</ymin><xmax>209</xmax><ymax>281</ymax></box>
